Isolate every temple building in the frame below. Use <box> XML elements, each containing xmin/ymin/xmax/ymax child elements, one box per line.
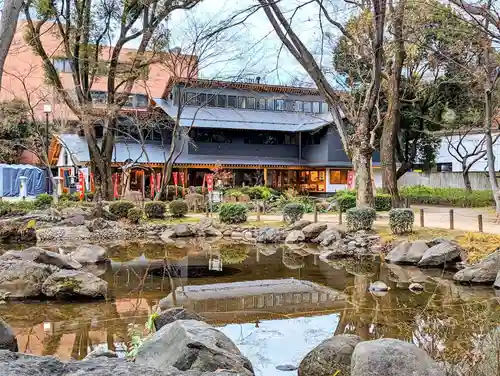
<box><xmin>50</xmin><ymin>78</ymin><xmax>381</xmax><ymax>196</ymax></box>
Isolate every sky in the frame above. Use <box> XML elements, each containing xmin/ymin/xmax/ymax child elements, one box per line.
<box><xmin>167</xmin><ymin>0</ymin><xmax>356</xmax><ymax>86</ymax></box>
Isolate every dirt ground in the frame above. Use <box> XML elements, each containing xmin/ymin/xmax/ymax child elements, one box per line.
<box><xmin>195</xmin><ymin>205</ymin><xmax>500</xmax><ymax>235</ymax></box>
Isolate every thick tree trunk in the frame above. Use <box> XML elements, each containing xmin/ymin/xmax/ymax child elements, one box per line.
<box><xmin>463</xmin><ymin>170</ymin><xmax>472</xmax><ymax>193</ymax></box>
<box><xmin>381</xmin><ymin>0</ymin><xmax>406</xmax><ymax>208</ymax></box>
<box><xmin>0</xmin><ymin>0</ymin><xmax>24</xmax><ymax>94</ymax></box>
<box><xmin>353</xmin><ymin>147</ymin><xmax>375</xmax><ymax>208</ymax></box>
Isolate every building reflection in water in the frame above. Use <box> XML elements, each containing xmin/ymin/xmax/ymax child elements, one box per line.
<box><xmin>1</xmin><ymin>241</ymin><xmax>499</xmax><ymax>373</ymax></box>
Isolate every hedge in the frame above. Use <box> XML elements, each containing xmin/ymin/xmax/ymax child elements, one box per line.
<box><xmin>346</xmin><ymin>207</ymin><xmax>376</xmax><ymax>232</ymax></box>
<box><xmin>34</xmin><ymin>193</ymin><xmax>53</xmax><ymax>209</ymax></box>
<box><xmin>169</xmin><ymin>200</ymin><xmax>188</xmax><ymax>218</ymax></box>
<box><xmin>109</xmin><ymin>201</ymin><xmax>135</xmax><ymax>218</ymax></box>
<box><xmin>145</xmin><ymin>201</ymin><xmax>166</xmax><ymax>218</ymax></box>
<box><xmin>335</xmin><ymin>191</ymin><xmax>392</xmax><ymax>211</ymax></box>
<box><xmin>283</xmin><ymin>203</ymin><xmax>305</xmax><ymax>223</ymax></box>
<box><xmin>127</xmin><ymin>207</ymin><xmax>143</xmax><ymax>223</ymax></box>
<box><xmin>400</xmin><ymin>186</ymin><xmax>493</xmax><ymax>208</ymax></box>
<box><xmin>219</xmin><ymin>203</ymin><xmax>247</xmax><ymax>224</ymax></box>
<box><xmin>389</xmin><ymin>208</ymin><xmax>414</xmax><ymax>234</ymax></box>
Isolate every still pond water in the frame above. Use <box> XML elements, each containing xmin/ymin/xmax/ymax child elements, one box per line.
<box><xmin>1</xmin><ymin>240</ymin><xmax>500</xmax><ymax>376</ymax></box>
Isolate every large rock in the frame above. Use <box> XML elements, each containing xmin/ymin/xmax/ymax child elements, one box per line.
<box><xmin>36</xmin><ymin>225</ymin><xmax>92</xmax><ymax>242</ymax></box>
<box><xmin>454</xmin><ymin>250</ymin><xmax>500</xmax><ymax>284</ymax></box>
<box><xmin>173</xmin><ymin>224</ymin><xmax>193</xmax><ymax>237</ymax></box>
<box><xmin>256</xmin><ymin>228</ymin><xmax>282</xmax><ymax>243</ymax></box>
<box><xmin>289</xmin><ymin>220</ymin><xmax>312</xmax><ymax>230</ymax></box>
<box><xmin>302</xmin><ymin>223</ymin><xmax>328</xmax><ymax>240</ymax></box>
<box><xmin>285</xmin><ymin>230</ymin><xmax>305</xmax><ymax>243</ymax></box>
<box><xmin>160</xmin><ymin>229</ymin><xmax>176</xmax><ymax>243</ymax></box>
<box><xmin>84</xmin><ymin>348</ymin><xmax>118</xmax><ymax>360</ymax></box>
<box><xmin>494</xmin><ymin>270</ymin><xmax>500</xmax><ymax>288</ymax></box>
<box><xmin>135</xmin><ymin>320</ymin><xmax>254</xmax><ymax>375</ymax></box>
<box><xmin>0</xmin><ymin>260</ymin><xmax>54</xmax><ymax>298</ymax></box>
<box><xmin>0</xmin><ymin>351</ymin><xmax>237</xmax><ymax>375</ymax></box>
<box><xmin>61</xmin><ymin>207</ymin><xmax>90</xmax><ymax>219</ymax></box>
<box><xmin>42</xmin><ymin>270</ymin><xmax>108</xmax><ymax>299</ymax></box>
<box><xmin>312</xmin><ymin>228</ymin><xmax>342</xmax><ymax>246</ymax></box>
<box><xmin>385</xmin><ymin>241</ymin><xmax>428</xmax><ymax>264</ymax></box>
<box><xmin>418</xmin><ymin>241</ymin><xmax>462</xmax><ymax>267</ymax></box>
<box><xmin>58</xmin><ymin>215</ymin><xmax>86</xmax><ymax>227</ymax></box>
<box><xmin>70</xmin><ymin>244</ymin><xmax>107</xmax><ymax>264</ymax></box>
<box><xmin>0</xmin><ymin>319</ymin><xmax>18</xmax><ymax>352</ymax></box>
<box><xmin>298</xmin><ymin>334</ymin><xmax>361</xmax><ymax>376</ymax></box>
<box><xmin>154</xmin><ymin>307</ymin><xmax>204</xmax><ymax>331</ymax></box>
<box><xmin>0</xmin><ymin>248</ymin><xmax>81</xmax><ymax>270</ymax></box>
<box><xmin>351</xmin><ymin>339</ymin><xmax>442</xmax><ymax>376</ymax></box>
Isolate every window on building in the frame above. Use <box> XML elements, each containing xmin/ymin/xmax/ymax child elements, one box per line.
<box><xmin>123</xmin><ymin>95</ymin><xmax>135</xmax><ymax>107</ymax></box>
<box><xmin>207</xmin><ymin>93</ymin><xmax>217</xmax><ymax>107</ymax></box>
<box><xmin>437</xmin><ymin>162</ymin><xmax>453</xmax><ymax>172</ymax></box>
<box><xmin>284</xmin><ymin>100</ymin><xmax>294</xmax><ymax>112</ymax></box>
<box><xmin>258</xmin><ymin>98</ymin><xmax>266</xmax><ymax>110</ymax></box>
<box><xmin>321</xmin><ymin>102</ymin><xmax>329</xmax><ymax>113</ymax></box>
<box><xmin>275</xmin><ymin>99</ymin><xmax>285</xmax><ymax>111</ymax></box>
<box><xmin>217</xmin><ymin>94</ymin><xmax>227</xmax><ymax>107</ymax></box>
<box><xmin>330</xmin><ymin>170</ymin><xmax>348</xmax><ymax>184</ymax></box>
<box><xmin>63</xmin><ymin>150</ymin><xmax>69</xmax><ymax>166</ymax></box>
<box><xmin>227</xmin><ymin>95</ymin><xmax>237</xmax><ymax>108</ymax></box>
<box><xmin>238</xmin><ymin>96</ymin><xmax>247</xmax><ymax>109</ymax></box>
<box><xmin>304</xmin><ymin>101</ymin><xmax>312</xmax><ymax>113</ymax></box>
<box><xmin>247</xmin><ymin>97</ymin><xmax>256</xmax><ymax>109</ymax></box>
<box><xmin>185</xmin><ymin>92</ymin><xmax>197</xmax><ymax>105</ymax></box>
<box><xmin>196</xmin><ymin>93</ymin><xmax>207</xmax><ymax>106</ymax></box>
<box><xmin>312</xmin><ymin>101</ymin><xmax>320</xmax><ymax>113</ymax></box>
<box><xmin>284</xmin><ymin>133</ymin><xmax>297</xmax><ymax>145</ymax></box>
<box><xmin>90</xmin><ymin>91</ymin><xmax>107</xmax><ymax>105</ymax></box>
<box><xmin>53</xmin><ymin>58</ymin><xmax>72</xmax><ymax>73</ymax></box>
<box><xmin>135</xmin><ymin>94</ymin><xmax>148</xmax><ymax>108</ymax></box>
<box><xmin>305</xmin><ymin>132</ymin><xmax>322</xmax><ymax>145</ymax></box>
<box><xmin>266</xmin><ymin>98</ymin><xmax>275</xmax><ymax>111</ymax></box>
<box><xmin>295</xmin><ymin>101</ymin><xmax>304</xmax><ymax>112</ymax></box>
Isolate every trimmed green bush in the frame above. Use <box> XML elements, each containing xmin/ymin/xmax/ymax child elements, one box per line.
<box><xmin>34</xmin><ymin>193</ymin><xmax>53</xmax><ymax>209</ymax></box>
<box><xmin>0</xmin><ymin>202</ymin><xmax>11</xmax><ymax>217</ymax></box>
<box><xmin>85</xmin><ymin>192</ymin><xmax>94</xmax><ymax>202</ymax></box>
<box><xmin>165</xmin><ymin>185</ymin><xmax>186</xmax><ymax>201</ymax></box>
<box><xmin>335</xmin><ymin>191</ymin><xmax>356</xmax><ymax>211</ymax></box>
<box><xmin>127</xmin><ymin>207</ymin><xmax>143</xmax><ymax>223</ymax></box>
<box><xmin>169</xmin><ymin>200</ymin><xmax>188</xmax><ymax>218</ymax></box>
<box><xmin>144</xmin><ymin>201</ymin><xmax>166</xmax><ymax>218</ymax></box>
<box><xmin>346</xmin><ymin>207</ymin><xmax>376</xmax><ymax>232</ymax></box>
<box><xmin>389</xmin><ymin>208</ymin><xmax>414</xmax><ymax>234</ymax></box>
<box><xmin>109</xmin><ymin>200</ymin><xmax>135</xmax><ymax>218</ymax></box>
<box><xmin>219</xmin><ymin>203</ymin><xmax>247</xmax><ymax>224</ymax></box>
<box><xmin>374</xmin><ymin>193</ymin><xmax>392</xmax><ymax>211</ymax></box>
<box><xmin>283</xmin><ymin>203</ymin><xmax>305</xmax><ymax>223</ymax></box>
<box><xmin>399</xmin><ymin>185</ymin><xmax>493</xmax><ymax>208</ymax></box>
<box><xmin>244</xmin><ymin>186</ymin><xmax>279</xmax><ymax>200</ymax></box>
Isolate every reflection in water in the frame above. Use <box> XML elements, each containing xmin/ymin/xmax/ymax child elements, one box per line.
<box><xmin>1</xmin><ymin>241</ymin><xmax>499</xmax><ymax>375</ymax></box>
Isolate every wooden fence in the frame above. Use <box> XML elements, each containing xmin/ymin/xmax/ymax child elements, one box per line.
<box><xmin>398</xmin><ymin>172</ymin><xmax>492</xmax><ymax>190</ymax></box>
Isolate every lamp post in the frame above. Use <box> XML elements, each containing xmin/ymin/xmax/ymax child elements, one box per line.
<box><xmin>43</xmin><ymin>104</ymin><xmax>52</xmax><ymax>193</ymax></box>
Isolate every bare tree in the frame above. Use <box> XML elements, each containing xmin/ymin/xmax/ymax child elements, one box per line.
<box><xmin>447</xmin><ymin>0</ymin><xmax>500</xmax><ymax>213</ymax></box>
<box><xmin>22</xmin><ymin>0</ymin><xmax>202</xmax><ymax>202</ymax></box>
<box><xmin>255</xmin><ymin>0</ymin><xmax>388</xmax><ymax>208</ymax></box>
<box><xmin>445</xmin><ymin>128</ymin><xmax>500</xmax><ymax>192</ymax></box>
<box><xmin>1</xmin><ymin>64</ymin><xmax>60</xmax><ymax>201</ymax></box>
<box><xmin>0</xmin><ymin>0</ymin><xmax>24</xmax><ymax>94</ymax></box>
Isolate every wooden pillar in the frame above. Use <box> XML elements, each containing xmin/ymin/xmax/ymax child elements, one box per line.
<box><xmin>295</xmin><ymin>170</ymin><xmax>300</xmax><ymax>192</ymax></box>
<box><xmin>280</xmin><ymin>170</ymin><xmax>284</xmax><ymax>190</ymax></box>
<box><xmin>263</xmin><ymin>168</ymin><xmax>268</xmax><ymax>186</ymax></box>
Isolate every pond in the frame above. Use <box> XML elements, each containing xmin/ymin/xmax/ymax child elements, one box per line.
<box><xmin>1</xmin><ymin>240</ymin><xmax>499</xmax><ymax>376</ymax></box>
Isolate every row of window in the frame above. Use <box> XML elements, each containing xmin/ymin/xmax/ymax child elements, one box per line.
<box><xmin>52</xmin><ymin>59</ymin><xmax>149</xmax><ymax>79</ymax></box>
<box><xmin>182</xmin><ymin>91</ymin><xmax>329</xmax><ymax>114</ymax></box>
<box><xmin>90</xmin><ymin>91</ymin><xmax>149</xmax><ymax>108</ymax></box>
<box><xmin>191</xmin><ymin>129</ymin><xmax>299</xmax><ymax>145</ymax></box>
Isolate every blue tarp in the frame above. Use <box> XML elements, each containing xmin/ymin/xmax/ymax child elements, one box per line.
<box><xmin>0</xmin><ymin>164</ymin><xmax>46</xmax><ymax>197</ymax></box>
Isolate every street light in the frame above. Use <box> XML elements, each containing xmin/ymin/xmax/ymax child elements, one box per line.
<box><xmin>43</xmin><ymin>104</ymin><xmax>52</xmax><ymax>160</ymax></box>
<box><xmin>43</xmin><ymin>104</ymin><xmax>52</xmax><ymax>193</ymax></box>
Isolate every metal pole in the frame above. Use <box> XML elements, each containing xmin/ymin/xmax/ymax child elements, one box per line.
<box><xmin>449</xmin><ymin>209</ymin><xmax>454</xmax><ymax>230</ymax></box>
<box><xmin>420</xmin><ymin>209</ymin><xmax>424</xmax><ymax>227</ymax></box>
<box><xmin>478</xmin><ymin>214</ymin><xmax>483</xmax><ymax>232</ymax></box>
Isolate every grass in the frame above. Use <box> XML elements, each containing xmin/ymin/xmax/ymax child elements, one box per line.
<box><xmin>455</xmin><ymin>232</ymin><xmax>500</xmax><ymax>264</ymax></box>
<box><xmin>374</xmin><ymin>224</ymin><xmax>461</xmax><ymax>243</ymax></box>
<box><xmin>146</xmin><ymin>216</ymin><xmax>202</xmax><ymax>225</ymax></box>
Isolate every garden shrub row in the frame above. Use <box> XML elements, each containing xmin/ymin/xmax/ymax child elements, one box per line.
<box><xmin>335</xmin><ymin>191</ymin><xmax>391</xmax><ymax>212</ymax></box>
<box><xmin>399</xmin><ymin>186</ymin><xmax>493</xmax><ymax>207</ymax></box>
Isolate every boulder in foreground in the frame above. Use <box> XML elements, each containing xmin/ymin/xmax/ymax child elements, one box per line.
<box><xmin>135</xmin><ymin>319</ymin><xmax>254</xmax><ymax>375</ymax></box>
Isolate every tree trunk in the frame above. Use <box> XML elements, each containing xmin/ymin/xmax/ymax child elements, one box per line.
<box><xmin>353</xmin><ymin>147</ymin><xmax>375</xmax><ymax>208</ymax></box>
<box><xmin>0</xmin><ymin>0</ymin><xmax>24</xmax><ymax>95</ymax></box>
<box><xmin>463</xmin><ymin>170</ymin><xmax>472</xmax><ymax>193</ymax></box>
<box><xmin>381</xmin><ymin>0</ymin><xmax>406</xmax><ymax>208</ymax></box>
